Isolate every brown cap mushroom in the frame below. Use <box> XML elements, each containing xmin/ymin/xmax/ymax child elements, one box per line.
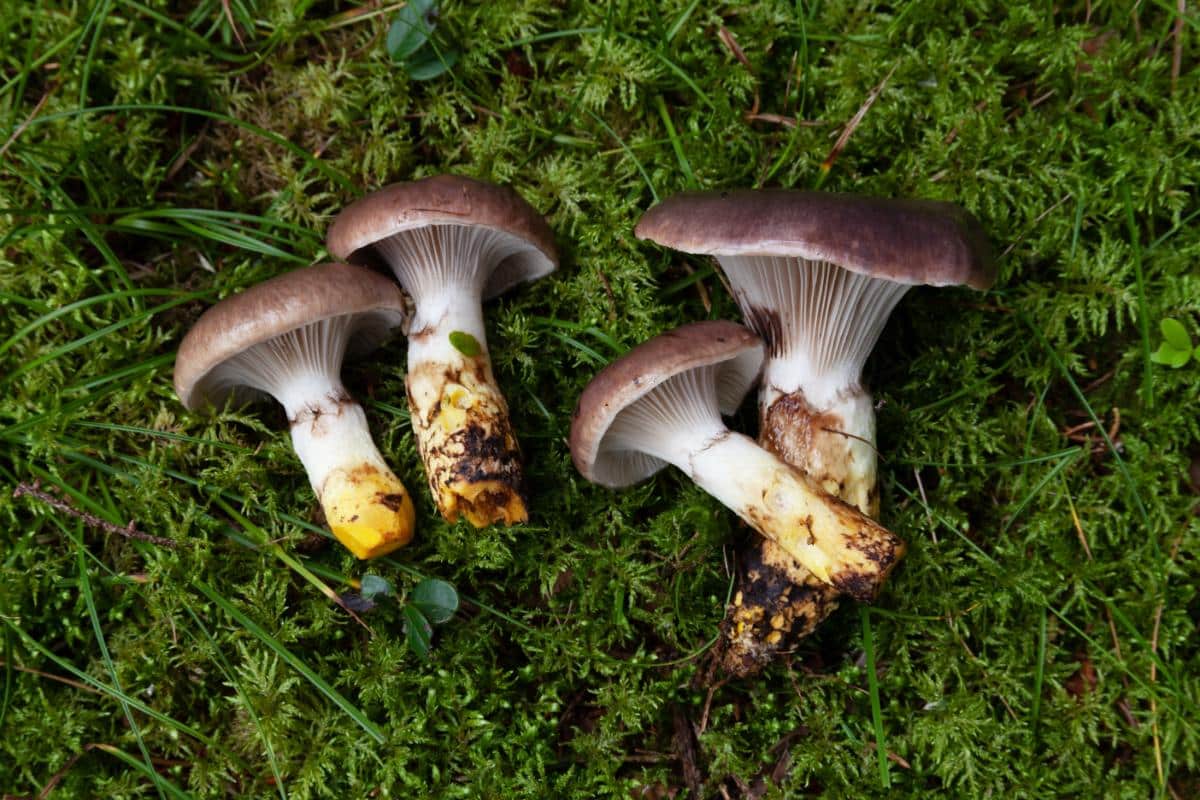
<box><xmin>174</xmin><ymin>262</ymin><xmax>416</xmax><ymax>559</ymax></box>
<box><xmin>570</xmin><ymin>320</ymin><xmax>764</xmax><ymax>488</ymax></box>
<box><xmin>569</xmin><ymin>320</ymin><xmax>905</xmax><ymax>602</ymax></box>
<box><xmin>635</xmin><ymin>189</ymin><xmax>994</xmax><ymax>289</ymax></box>
<box><xmin>327</xmin><ymin>175</ymin><xmax>558</xmax><ymax>528</ymax></box>
<box><xmin>637</xmin><ymin>189</ymin><xmax>994</xmax><ymax>674</ymax></box>
<box><xmin>327</xmin><ymin>174</ymin><xmax>557</xmax><ymax>300</ymax></box>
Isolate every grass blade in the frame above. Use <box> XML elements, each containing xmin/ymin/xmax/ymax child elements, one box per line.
<box><xmin>860</xmin><ymin>606</ymin><xmax>890</xmax><ymax>788</ymax></box>
<box><xmin>193</xmin><ymin>579</ymin><xmax>386</xmax><ymax>745</ymax></box>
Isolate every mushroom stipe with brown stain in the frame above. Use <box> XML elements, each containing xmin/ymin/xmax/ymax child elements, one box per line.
<box><xmin>569</xmin><ymin>321</ymin><xmax>905</xmax><ymax>602</ymax></box>
<box><xmin>328</xmin><ymin>175</ymin><xmax>557</xmax><ymax>527</ymax></box>
<box><xmin>637</xmin><ymin>190</ymin><xmax>995</xmax><ymax>675</ymax></box>
<box><xmin>173</xmin><ymin>262</ymin><xmax>416</xmax><ymax>560</ymax></box>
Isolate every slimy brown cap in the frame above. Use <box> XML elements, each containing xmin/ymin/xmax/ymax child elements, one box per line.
<box><xmin>635</xmin><ymin>190</ymin><xmax>995</xmax><ymax>290</ymax></box>
<box><xmin>174</xmin><ymin>262</ymin><xmax>406</xmax><ymax>410</ymax></box>
<box><xmin>569</xmin><ymin>320</ymin><xmax>763</xmax><ymax>488</ymax></box>
<box><xmin>326</xmin><ymin>174</ymin><xmax>559</xmax><ymax>299</ymax></box>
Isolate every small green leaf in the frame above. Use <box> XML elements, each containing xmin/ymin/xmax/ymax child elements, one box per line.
<box><xmin>1151</xmin><ymin>342</ymin><xmax>1191</xmax><ymax>368</ymax></box>
<box><xmin>403</xmin><ymin>605</ymin><xmax>433</xmax><ymax>660</ymax></box>
<box><xmin>411</xmin><ymin>578</ymin><xmax>459</xmax><ymax>624</ymax></box>
<box><xmin>360</xmin><ymin>574</ymin><xmax>393</xmax><ymax>600</ymax></box>
<box><xmin>449</xmin><ymin>330</ymin><xmax>481</xmax><ymax>356</ymax></box>
<box><xmin>1161</xmin><ymin>318</ymin><xmax>1193</xmax><ymax>351</ymax></box>
<box><xmin>387</xmin><ymin>0</ymin><xmax>437</xmax><ymax>61</ymax></box>
<box><xmin>406</xmin><ymin>47</ymin><xmax>460</xmax><ymax>81</ymax></box>
<box><xmin>1194</xmin><ymin>344</ymin><xmax>1200</xmax><ymax>361</ymax></box>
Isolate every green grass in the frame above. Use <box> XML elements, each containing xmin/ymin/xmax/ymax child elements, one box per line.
<box><xmin>2</xmin><ymin>1</ymin><xmax>1198</xmax><ymax>797</ymax></box>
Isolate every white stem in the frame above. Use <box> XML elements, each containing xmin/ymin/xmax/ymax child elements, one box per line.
<box><xmin>687</xmin><ymin>432</ymin><xmax>836</xmax><ymax>578</ymax></box>
<box><xmin>401</xmin><ymin>283</ymin><xmax>526</xmax><ymax>526</ymax></box>
<box><xmin>276</xmin><ymin>373</ymin><xmax>389</xmax><ymax>498</ymax></box>
<box><xmin>632</xmin><ymin>411</ymin><xmax>900</xmax><ymax>598</ymax></box>
<box><xmin>406</xmin><ymin>284</ymin><xmax>489</xmax><ymax>377</ymax></box>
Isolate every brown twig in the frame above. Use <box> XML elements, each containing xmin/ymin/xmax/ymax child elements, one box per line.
<box><xmin>944</xmin><ymin>100</ymin><xmax>989</xmax><ymax>145</ymax></box>
<box><xmin>672</xmin><ymin>706</ymin><xmax>703</xmax><ymax>799</ymax></box>
<box><xmin>1064</xmin><ymin>485</ymin><xmax>1094</xmax><ymax>561</ymax></box>
<box><xmin>221</xmin><ymin>0</ymin><xmax>247</xmax><ymax>49</ymax></box>
<box><xmin>0</xmin><ymin>81</ymin><xmax>60</xmax><ymax>160</ymax></box>
<box><xmin>164</xmin><ymin>121</ymin><xmax>211</xmax><ymax>183</ymax></box>
<box><xmin>821</xmin><ymin>63</ymin><xmax>897</xmax><ymax>174</ymax></box>
<box><xmin>596</xmin><ymin>269</ymin><xmax>617</xmax><ymax>323</ymax></box>
<box><xmin>36</xmin><ymin>743</ymin><xmax>186</xmax><ymax>799</ymax></box>
<box><xmin>744</xmin><ymin>112</ymin><xmax>825</xmax><ymax>129</ymax></box>
<box><xmin>0</xmin><ymin>660</ymin><xmax>101</xmax><ymax>696</ymax></box>
<box><xmin>12</xmin><ymin>481</ymin><xmax>176</xmax><ymax>548</ymax></box>
<box><xmin>718</xmin><ymin>26</ymin><xmax>752</xmax><ymax>71</ymax></box>
<box><xmin>913</xmin><ymin>466</ymin><xmax>936</xmax><ymax>543</ymax></box>
<box><xmin>1000</xmin><ymin>193</ymin><xmax>1071</xmax><ymax>261</ymax></box>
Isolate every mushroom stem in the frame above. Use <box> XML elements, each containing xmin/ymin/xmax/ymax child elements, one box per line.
<box><xmin>605</xmin><ymin>363</ymin><xmax>903</xmax><ymax>601</ymax></box>
<box><xmin>720</xmin><ymin>387</ymin><xmax>875</xmax><ymax>662</ymax></box>
<box><xmin>279</xmin><ymin>374</ymin><xmax>415</xmax><ymax>559</ymax></box>
<box><xmin>759</xmin><ymin>383</ymin><xmax>878</xmax><ymax>515</ymax></box>
<box><xmin>405</xmin><ymin>287</ymin><xmax>527</xmax><ymax>527</ymax></box>
<box><xmin>685</xmin><ymin>429</ymin><xmax>901</xmax><ymax>601</ymax></box>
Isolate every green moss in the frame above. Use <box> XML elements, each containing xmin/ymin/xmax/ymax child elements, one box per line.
<box><xmin>2</xmin><ymin>0</ymin><xmax>1198</xmax><ymax>797</ymax></box>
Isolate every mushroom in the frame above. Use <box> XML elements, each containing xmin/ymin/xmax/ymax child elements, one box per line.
<box><xmin>568</xmin><ymin>320</ymin><xmax>905</xmax><ymax>602</ymax></box>
<box><xmin>174</xmin><ymin>262</ymin><xmax>415</xmax><ymax>560</ymax></box>
<box><xmin>636</xmin><ymin>190</ymin><xmax>995</xmax><ymax>674</ymax></box>
<box><xmin>327</xmin><ymin>175</ymin><xmax>557</xmax><ymax>528</ymax></box>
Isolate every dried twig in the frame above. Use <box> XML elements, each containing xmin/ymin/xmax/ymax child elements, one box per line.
<box><xmin>12</xmin><ymin>481</ymin><xmax>176</xmax><ymax>548</ymax></box>
<box><xmin>221</xmin><ymin>0</ymin><xmax>246</xmax><ymax>49</ymax></box>
<box><xmin>0</xmin><ymin>660</ymin><xmax>100</xmax><ymax>696</ymax></box>
<box><xmin>914</xmin><ymin>466</ymin><xmax>936</xmax><ymax>543</ymax></box>
<box><xmin>164</xmin><ymin>121</ymin><xmax>211</xmax><ymax>183</ymax></box>
<box><xmin>1000</xmin><ymin>193</ymin><xmax>1071</xmax><ymax>261</ymax></box>
<box><xmin>821</xmin><ymin>63</ymin><xmax>897</xmax><ymax>173</ymax></box>
<box><xmin>0</xmin><ymin>81</ymin><xmax>60</xmax><ymax>160</ymax></box>
<box><xmin>718</xmin><ymin>26</ymin><xmax>752</xmax><ymax>71</ymax></box>
<box><xmin>672</xmin><ymin>706</ymin><xmax>703</xmax><ymax>799</ymax></box>
<box><xmin>944</xmin><ymin>100</ymin><xmax>989</xmax><ymax>145</ymax></box>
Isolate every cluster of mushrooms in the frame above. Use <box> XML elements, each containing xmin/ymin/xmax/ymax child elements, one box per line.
<box><xmin>175</xmin><ymin>176</ymin><xmax>994</xmax><ymax>676</ymax></box>
<box><xmin>175</xmin><ymin>176</ymin><xmax>558</xmax><ymax>559</ymax></box>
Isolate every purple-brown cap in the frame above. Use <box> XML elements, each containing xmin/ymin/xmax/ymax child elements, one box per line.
<box><xmin>174</xmin><ymin>263</ymin><xmax>406</xmax><ymax>410</ymax></box>
<box><xmin>635</xmin><ymin>190</ymin><xmax>995</xmax><ymax>290</ymax></box>
<box><xmin>569</xmin><ymin>321</ymin><xmax>763</xmax><ymax>488</ymax></box>
<box><xmin>327</xmin><ymin>175</ymin><xmax>558</xmax><ymax>299</ymax></box>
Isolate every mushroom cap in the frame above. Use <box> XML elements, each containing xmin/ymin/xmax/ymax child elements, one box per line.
<box><xmin>326</xmin><ymin>174</ymin><xmax>559</xmax><ymax>299</ymax></box>
<box><xmin>569</xmin><ymin>320</ymin><xmax>764</xmax><ymax>488</ymax></box>
<box><xmin>174</xmin><ymin>262</ymin><xmax>407</xmax><ymax>410</ymax></box>
<box><xmin>635</xmin><ymin>189</ymin><xmax>996</xmax><ymax>290</ymax></box>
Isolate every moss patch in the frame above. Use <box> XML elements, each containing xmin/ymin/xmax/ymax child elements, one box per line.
<box><xmin>2</xmin><ymin>1</ymin><xmax>1198</xmax><ymax>797</ymax></box>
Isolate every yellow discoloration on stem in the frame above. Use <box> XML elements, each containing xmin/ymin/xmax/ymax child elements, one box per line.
<box><xmin>718</xmin><ymin>388</ymin><xmax>903</xmax><ymax>677</ymax></box>
<box><xmin>407</xmin><ymin>350</ymin><xmax>527</xmax><ymax>527</ymax></box>
<box><xmin>321</xmin><ymin>464</ymin><xmax>415</xmax><ymax>559</ymax></box>
<box><xmin>736</xmin><ymin>456</ymin><xmax>902</xmax><ymax>601</ymax></box>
